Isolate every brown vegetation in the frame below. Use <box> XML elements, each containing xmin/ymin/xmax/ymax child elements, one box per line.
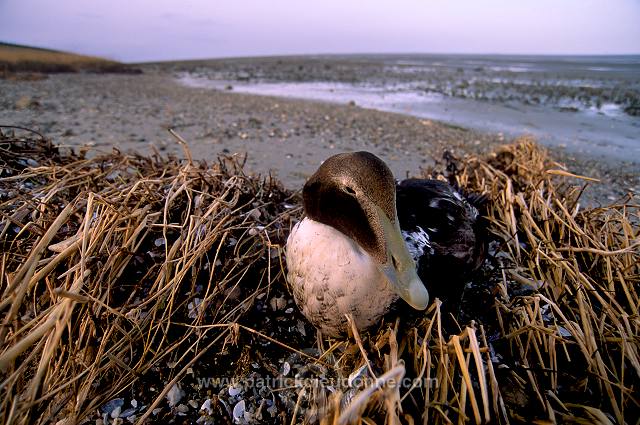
<box><xmin>0</xmin><ymin>127</ymin><xmax>638</xmax><ymax>424</ymax></box>
<box><xmin>0</xmin><ymin>43</ymin><xmax>141</xmax><ymax>76</ymax></box>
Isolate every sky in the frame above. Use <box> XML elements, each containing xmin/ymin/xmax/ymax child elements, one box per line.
<box><xmin>1</xmin><ymin>0</ymin><xmax>639</xmax><ymax>62</ymax></box>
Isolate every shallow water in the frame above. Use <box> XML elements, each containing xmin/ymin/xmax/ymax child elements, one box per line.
<box><xmin>178</xmin><ymin>54</ymin><xmax>640</xmax><ymax>164</ymax></box>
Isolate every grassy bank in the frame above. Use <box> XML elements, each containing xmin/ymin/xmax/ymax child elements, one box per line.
<box><xmin>0</xmin><ymin>42</ymin><xmax>140</xmax><ymax>75</ymax></box>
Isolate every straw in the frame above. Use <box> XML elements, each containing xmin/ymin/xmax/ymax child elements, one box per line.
<box><xmin>1</xmin><ymin>130</ymin><xmax>637</xmax><ymax>424</ymax></box>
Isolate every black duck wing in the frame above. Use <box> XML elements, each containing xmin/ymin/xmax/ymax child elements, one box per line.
<box><xmin>396</xmin><ymin>179</ymin><xmax>487</xmax><ymax>288</ymax></box>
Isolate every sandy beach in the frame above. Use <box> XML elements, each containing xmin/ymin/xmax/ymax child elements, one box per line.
<box><xmin>1</xmin><ymin>65</ymin><xmax>638</xmax><ymax>204</ymax></box>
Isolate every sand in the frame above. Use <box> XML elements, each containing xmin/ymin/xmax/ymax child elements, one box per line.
<box><xmin>1</xmin><ymin>69</ymin><xmax>637</xmax><ymax>204</ymax></box>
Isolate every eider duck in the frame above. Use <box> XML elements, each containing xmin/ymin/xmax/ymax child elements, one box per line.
<box><xmin>286</xmin><ymin>152</ymin><xmax>485</xmax><ymax>337</ymax></box>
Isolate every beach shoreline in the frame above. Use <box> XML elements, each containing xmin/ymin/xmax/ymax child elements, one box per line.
<box><xmin>1</xmin><ymin>67</ymin><xmax>637</xmax><ymax>204</ymax></box>
<box><xmin>162</xmin><ymin>54</ymin><xmax>640</xmax><ymax>163</ymax></box>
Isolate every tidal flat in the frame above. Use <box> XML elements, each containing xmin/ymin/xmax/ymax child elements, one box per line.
<box><xmin>1</xmin><ymin>54</ymin><xmax>638</xmax><ymax>203</ymax></box>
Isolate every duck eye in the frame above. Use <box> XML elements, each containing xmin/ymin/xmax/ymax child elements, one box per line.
<box><xmin>343</xmin><ymin>186</ymin><xmax>356</xmax><ymax>196</ymax></box>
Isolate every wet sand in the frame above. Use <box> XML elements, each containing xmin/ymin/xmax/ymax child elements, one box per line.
<box><xmin>178</xmin><ymin>75</ymin><xmax>640</xmax><ymax>164</ymax></box>
<box><xmin>163</xmin><ymin>54</ymin><xmax>640</xmax><ymax>163</ymax></box>
<box><xmin>1</xmin><ymin>69</ymin><xmax>637</xmax><ymax>204</ymax></box>
<box><xmin>0</xmin><ymin>72</ymin><xmax>498</xmax><ymax>183</ymax></box>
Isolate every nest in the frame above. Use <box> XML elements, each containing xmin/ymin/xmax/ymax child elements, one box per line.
<box><xmin>0</xmin><ymin>127</ymin><xmax>638</xmax><ymax>424</ymax></box>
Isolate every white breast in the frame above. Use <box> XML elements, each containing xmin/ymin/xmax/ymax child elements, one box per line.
<box><xmin>286</xmin><ymin>217</ymin><xmax>398</xmax><ymax>337</ymax></box>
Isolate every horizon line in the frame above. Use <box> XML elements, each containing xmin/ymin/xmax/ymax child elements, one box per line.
<box><xmin>135</xmin><ymin>50</ymin><xmax>640</xmax><ymax>65</ymax></box>
<box><xmin>3</xmin><ymin>39</ymin><xmax>640</xmax><ymax>64</ymax></box>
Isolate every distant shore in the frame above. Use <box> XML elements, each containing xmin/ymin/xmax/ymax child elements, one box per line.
<box><xmin>166</xmin><ymin>54</ymin><xmax>640</xmax><ymax>164</ymax></box>
<box><xmin>1</xmin><ymin>64</ymin><xmax>637</xmax><ymax>204</ymax></box>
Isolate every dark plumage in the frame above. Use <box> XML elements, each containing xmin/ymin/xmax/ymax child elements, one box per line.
<box><xmin>397</xmin><ymin>179</ymin><xmax>487</xmax><ymax>302</ymax></box>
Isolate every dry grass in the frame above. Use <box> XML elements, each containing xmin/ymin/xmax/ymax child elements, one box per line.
<box><xmin>0</xmin><ymin>43</ymin><xmax>139</xmax><ymax>75</ymax></box>
<box><xmin>0</xmin><ymin>128</ymin><xmax>638</xmax><ymax>424</ymax></box>
<box><xmin>0</xmin><ymin>44</ymin><xmax>112</xmax><ymax>65</ymax></box>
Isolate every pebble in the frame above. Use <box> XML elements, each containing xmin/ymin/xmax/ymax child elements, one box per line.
<box><xmin>296</xmin><ymin>320</ymin><xmax>307</xmax><ymax>336</ymax></box>
<box><xmin>119</xmin><ymin>408</ymin><xmax>136</xmax><ymax>418</ymax></box>
<box><xmin>249</xmin><ymin>208</ymin><xmax>261</xmax><ymax>219</ymax></box>
<box><xmin>100</xmin><ymin>398</ymin><xmax>124</xmax><ymax>415</ymax></box>
<box><xmin>269</xmin><ymin>296</ymin><xmax>286</xmax><ymax>311</ymax></box>
<box><xmin>228</xmin><ymin>385</ymin><xmax>242</xmax><ymax>397</ymax></box>
<box><xmin>200</xmin><ymin>398</ymin><xmax>213</xmax><ymax>415</ymax></box>
<box><xmin>232</xmin><ymin>400</ymin><xmax>246</xmax><ymax>422</ymax></box>
<box><xmin>15</xmin><ymin>96</ymin><xmax>37</xmax><ymax>109</ymax></box>
<box><xmin>166</xmin><ymin>384</ymin><xmax>185</xmax><ymax>407</ymax></box>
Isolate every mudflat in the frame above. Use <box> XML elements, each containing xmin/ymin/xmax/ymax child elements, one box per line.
<box><xmin>1</xmin><ymin>66</ymin><xmax>637</xmax><ymax>204</ymax></box>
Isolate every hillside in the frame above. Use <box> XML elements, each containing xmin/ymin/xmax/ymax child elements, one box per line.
<box><xmin>0</xmin><ymin>42</ymin><xmax>140</xmax><ymax>74</ymax></box>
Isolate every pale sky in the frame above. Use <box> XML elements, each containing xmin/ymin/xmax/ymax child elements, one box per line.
<box><xmin>1</xmin><ymin>0</ymin><xmax>639</xmax><ymax>62</ymax></box>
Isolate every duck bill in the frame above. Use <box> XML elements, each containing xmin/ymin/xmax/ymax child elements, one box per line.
<box><xmin>377</xmin><ymin>208</ymin><xmax>430</xmax><ymax>310</ymax></box>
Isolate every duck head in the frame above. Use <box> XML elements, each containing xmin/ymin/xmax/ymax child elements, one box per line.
<box><xmin>303</xmin><ymin>151</ymin><xmax>429</xmax><ymax>310</ymax></box>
